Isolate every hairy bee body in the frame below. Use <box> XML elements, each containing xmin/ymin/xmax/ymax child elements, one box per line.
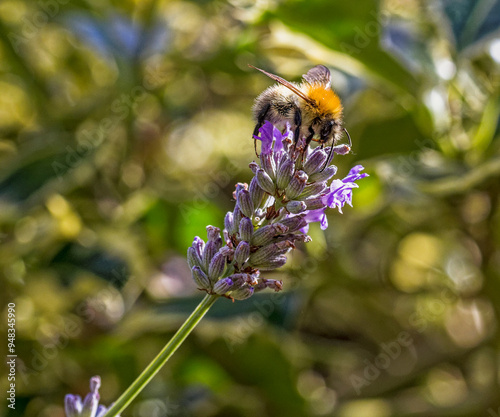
<box><xmin>250</xmin><ymin>65</ymin><xmax>348</xmax><ymax>167</ymax></box>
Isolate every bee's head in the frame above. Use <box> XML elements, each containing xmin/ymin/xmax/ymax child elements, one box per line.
<box><xmin>317</xmin><ymin>118</ymin><xmax>342</xmax><ymax>145</ymax></box>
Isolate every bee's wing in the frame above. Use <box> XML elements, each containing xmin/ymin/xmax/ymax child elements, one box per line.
<box><xmin>249</xmin><ymin>65</ymin><xmax>316</xmax><ymax>106</ymax></box>
<box><xmin>303</xmin><ymin>65</ymin><xmax>331</xmax><ymax>87</ymax></box>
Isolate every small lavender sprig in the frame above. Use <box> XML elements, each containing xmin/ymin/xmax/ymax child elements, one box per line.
<box><xmin>101</xmin><ymin>121</ymin><xmax>368</xmax><ymax>417</ymax></box>
<box><xmin>188</xmin><ymin>121</ymin><xmax>368</xmax><ymax>300</ymax></box>
<box><xmin>65</xmin><ymin>376</ymin><xmax>118</xmax><ymax>417</ymax></box>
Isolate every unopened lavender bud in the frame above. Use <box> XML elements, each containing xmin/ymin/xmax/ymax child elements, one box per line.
<box><xmin>235</xmin><ymin>182</ymin><xmax>247</xmax><ymax>194</ymax></box>
<box><xmin>82</xmin><ymin>394</ymin><xmax>97</xmax><ymax>415</ymax></box>
<box><xmin>234</xmin><ymin>241</ymin><xmax>250</xmax><ymax>265</ymax></box>
<box><xmin>208</xmin><ymin>252</ymin><xmax>227</xmax><ymax>281</ymax></box>
<box><xmin>276</xmin><ymin>158</ymin><xmax>295</xmax><ymax>190</ymax></box>
<box><xmin>256</xmin><ymin>255</ymin><xmax>288</xmax><ymax>271</ymax></box>
<box><xmin>305</xmin><ymin>197</ymin><xmax>325</xmax><ymax>210</ymax></box>
<box><xmin>233</xmin><ymin>205</ymin><xmax>243</xmax><ymax>229</ymax></box>
<box><xmin>260</xmin><ymin>153</ymin><xmax>276</xmax><ymax>180</ymax></box>
<box><xmin>250</xmin><ymin>241</ymin><xmax>292</xmax><ymax>265</ymax></box>
<box><xmin>265</xmin><ymin>279</ymin><xmax>283</xmax><ymax>291</ymax></box>
<box><xmin>237</xmin><ymin>189</ymin><xmax>254</xmax><ymax>218</ymax></box>
<box><xmin>224</xmin><ymin>212</ymin><xmax>237</xmax><ymax>236</ymax></box>
<box><xmin>64</xmin><ymin>395</ymin><xmax>82</xmax><ymax>417</ymax></box>
<box><xmin>249</xmin><ymin>161</ymin><xmax>259</xmax><ymax>174</ymax></box>
<box><xmin>251</xmin><ymin>223</ymin><xmax>288</xmax><ymax>246</ymax></box>
<box><xmin>229</xmin><ymin>273</ymin><xmax>248</xmax><ymax>291</ymax></box>
<box><xmin>80</xmin><ymin>376</ymin><xmax>101</xmax><ymax>416</ymax></box>
<box><xmin>272</xmin><ymin>233</ymin><xmax>310</xmax><ymax>244</ymax></box>
<box><xmin>192</xmin><ymin>236</ymin><xmax>205</xmax><ymax>259</ymax></box>
<box><xmin>285</xmin><ymin>170</ymin><xmax>307</xmax><ymax>199</ymax></box>
<box><xmin>239</xmin><ymin>217</ymin><xmax>253</xmax><ymax>242</ymax></box>
<box><xmin>249</xmin><ymin>176</ymin><xmax>265</xmax><ymax>208</ymax></box>
<box><xmin>187</xmin><ymin>247</ymin><xmax>202</xmax><ymax>269</ymax></box>
<box><xmin>332</xmin><ymin>144</ymin><xmax>351</xmax><ymax>155</ymax></box>
<box><xmin>192</xmin><ymin>266</ymin><xmax>211</xmax><ymax>289</ymax></box>
<box><xmin>213</xmin><ymin>277</ymin><xmax>233</xmax><ymax>294</ymax></box>
<box><xmin>279</xmin><ymin>214</ymin><xmax>307</xmax><ymax>233</ymax></box>
<box><xmin>286</xmin><ymin>200</ymin><xmax>307</xmax><ymax>214</ymax></box>
<box><xmin>219</xmin><ymin>246</ymin><xmax>234</xmax><ymax>257</ymax></box>
<box><xmin>207</xmin><ymin>226</ymin><xmax>221</xmax><ymax>242</ymax></box>
<box><xmin>255</xmin><ymin>278</ymin><xmax>284</xmax><ymax>292</ymax></box>
<box><xmin>303</xmin><ymin>148</ymin><xmax>328</xmax><ymax>175</ymax></box>
<box><xmin>229</xmin><ymin>273</ymin><xmax>248</xmax><ymax>287</ymax></box>
<box><xmin>309</xmin><ymin>165</ymin><xmax>338</xmax><ymax>183</ymax></box>
<box><xmin>253</xmin><ymin>280</ymin><xmax>268</xmax><ymax>292</ymax></box>
<box><xmin>202</xmin><ymin>240</ymin><xmax>218</xmax><ymax>271</ymax></box>
<box><xmin>298</xmin><ymin>182</ymin><xmax>327</xmax><ymax>199</ymax></box>
<box><xmin>231</xmin><ymin>285</ymin><xmax>254</xmax><ymax>300</ymax></box>
<box><xmin>256</xmin><ymin>168</ymin><xmax>276</xmax><ymax>195</ymax></box>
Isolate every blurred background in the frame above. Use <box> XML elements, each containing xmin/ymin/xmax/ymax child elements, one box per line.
<box><xmin>1</xmin><ymin>0</ymin><xmax>500</xmax><ymax>416</ymax></box>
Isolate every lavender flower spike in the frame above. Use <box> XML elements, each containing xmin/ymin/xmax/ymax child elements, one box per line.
<box><xmin>65</xmin><ymin>376</ymin><xmax>119</xmax><ymax>417</ymax></box>
<box><xmin>187</xmin><ymin>120</ymin><xmax>368</xmax><ymax>300</ymax></box>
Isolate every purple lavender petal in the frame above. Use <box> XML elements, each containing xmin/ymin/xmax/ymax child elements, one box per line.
<box><xmin>342</xmin><ymin>164</ymin><xmax>368</xmax><ymax>183</ymax></box>
<box><xmin>254</xmin><ymin>121</ymin><xmax>275</xmax><ymax>155</ymax></box>
<box><xmin>321</xmin><ymin>165</ymin><xmax>368</xmax><ymax>213</ymax></box>
<box><xmin>82</xmin><ymin>391</ymin><xmax>99</xmax><ymax>417</ymax></box>
<box><xmin>273</xmin><ymin>124</ymin><xmax>285</xmax><ymax>155</ymax></box>
<box><xmin>303</xmin><ymin>208</ymin><xmax>329</xmax><ymax>231</ymax></box>
<box><xmin>95</xmin><ymin>405</ymin><xmax>109</xmax><ymax>417</ymax></box>
<box><xmin>65</xmin><ymin>395</ymin><xmax>83</xmax><ymax>417</ymax></box>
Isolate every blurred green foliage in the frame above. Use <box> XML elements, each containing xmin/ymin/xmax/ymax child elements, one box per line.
<box><xmin>1</xmin><ymin>0</ymin><xmax>500</xmax><ymax>416</ymax></box>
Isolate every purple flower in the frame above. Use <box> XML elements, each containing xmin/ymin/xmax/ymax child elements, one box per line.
<box><xmin>65</xmin><ymin>376</ymin><xmax>118</xmax><ymax>417</ymax></box>
<box><xmin>253</xmin><ymin>121</ymin><xmax>290</xmax><ymax>157</ymax></box>
<box><xmin>303</xmin><ymin>209</ymin><xmax>329</xmax><ymax>232</ymax></box>
<box><xmin>323</xmin><ymin>165</ymin><xmax>368</xmax><ymax>213</ymax></box>
<box><xmin>253</xmin><ymin>121</ymin><xmax>276</xmax><ymax>155</ymax></box>
<box><xmin>188</xmin><ymin>122</ymin><xmax>367</xmax><ymax>299</ymax></box>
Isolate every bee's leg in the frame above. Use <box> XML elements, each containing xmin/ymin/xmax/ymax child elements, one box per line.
<box><xmin>301</xmin><ymin>126</ymin><xmax>315</xmax><ymax>163</ymax></box>
<box><xmin>293</xmin><ymin>109</ymin><xmax>302</xmax><ymax>148</ymax></box>
<box><xmin>253</xmin><ymin>103</ymin><xmax>271</xmax><ymax>157</ymax></box>
<box><xmin>304</xmin><ymin>126</ymin><xmax>315</xmax><ymax>148</ymax></box>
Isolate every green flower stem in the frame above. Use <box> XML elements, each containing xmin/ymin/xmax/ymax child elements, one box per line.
<box><xmin>104</xmin><ymin>293</ymin><xmax>219</xmax><ymax>417</ymax></box>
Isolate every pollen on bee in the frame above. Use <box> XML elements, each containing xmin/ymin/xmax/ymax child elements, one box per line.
<box><xmin>305</xmin><ymin>84</ymin><xmax>343</xmax><ymax>117</ymax></box>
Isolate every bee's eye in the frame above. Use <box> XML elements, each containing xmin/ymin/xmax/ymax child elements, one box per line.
<box><xmin>321</xmin><ymin>121</ymin><xmax>334</xmax><ymax>137</ymax></box>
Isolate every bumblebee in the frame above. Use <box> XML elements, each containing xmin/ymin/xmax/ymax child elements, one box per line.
<box><xmin>250</xmin><ymin>64</ymin><xmax>351</xmax><ymax>168</ymax></box>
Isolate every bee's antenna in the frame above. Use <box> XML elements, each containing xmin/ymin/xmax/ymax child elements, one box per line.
<box><xmin>343</xmin><ymin>128</ymin><xmax>352</xmax><ymax>148</ymax></box>
<box><xmin>322</xmin><ymin>144</ymin><xmax>335</xmax><ymax>172</ymax></box>
<box><xmin>320</xmin><ymin>128</ymin><xmax>352</xmax><ymax>172</ymax></box>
